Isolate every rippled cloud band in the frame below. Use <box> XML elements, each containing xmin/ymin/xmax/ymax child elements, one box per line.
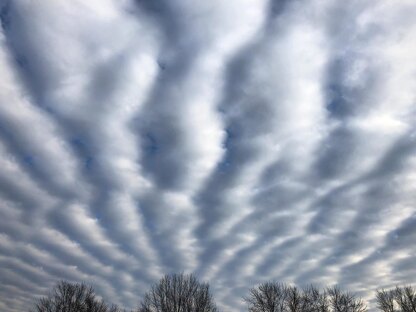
<box><xmin>0</xmin><ymin>0</ymin><xmax>415</xmax><ymax>311</ymax></box>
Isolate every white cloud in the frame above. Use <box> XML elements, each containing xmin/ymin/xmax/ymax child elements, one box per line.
<box><xmin>0</xmin><ymin>0</ymin><xmax>415</xmax><ymax>311</ymax></box>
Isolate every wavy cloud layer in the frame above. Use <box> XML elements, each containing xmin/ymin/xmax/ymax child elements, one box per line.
<box><xmin>0</xmin><ymin>0</ymin><xmax>415</xmax><ymax>311</ymax></box>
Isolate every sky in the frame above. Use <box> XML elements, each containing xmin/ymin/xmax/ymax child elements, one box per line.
<box><xmin>0</xmin><ymin>0</ymin><xmax>415</xmax><ymax>311</ymax></box>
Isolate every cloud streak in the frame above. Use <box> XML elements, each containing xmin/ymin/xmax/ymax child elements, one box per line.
<box><xmin>0</xmin><ymin>0</ymin><xmax>415</xmax><ymax>311</ymax></box>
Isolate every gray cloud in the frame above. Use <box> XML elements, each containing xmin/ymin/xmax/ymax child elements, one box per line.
<box><xmin>0</xmin><ymin>0</ymin><xmax>415</xmax><ymax>311</ymax></box>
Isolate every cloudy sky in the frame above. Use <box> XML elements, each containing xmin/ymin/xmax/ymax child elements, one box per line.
<box><xmin>0</xmin><ymin>0</ymin><xmax>415</xmax><ymax>311</ymax></box>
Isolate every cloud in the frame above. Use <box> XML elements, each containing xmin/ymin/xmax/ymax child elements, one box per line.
<box><xmin>0</xmin><ymin>0</ymin><xmax>415</xmax><ymax>311</ymax></box>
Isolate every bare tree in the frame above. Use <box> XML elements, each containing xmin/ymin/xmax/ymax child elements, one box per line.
<box><xmin>377</xmin><ymin>286</ymin><xmax>416</xmax><ymax>312</ymax></box>
<box><xmin>244</xmin><ymin>283</ymin><xmax>366</xmax><ymax>312</ymax></box>
<box><xmin>301</xmin><ymin>285</ymin><xmax>330</xmax><ymax>312</ymax></box>
<box><xmin>395</xmin><ymin>286</ymin><xmax>416</xmax><ymax>312</ymax></box>
<box><xmin>30</xmin><ymin>281</ymin><xmax>123</xmax><ymax>312</ymax></box>
<box><xmin>376</xmin><ymin>289</ymin><xmax>395</xmax><ymax>312</ymax></box>
<box><xmin>286</xmin><ymin>286</ymin><xmax>303</xmax><ymax>312</ymax></box>
<box><xmin>327</xmin><ymin>286</ymin><xmax>367</xmax><ymax>312</ymax></box>
<box><xmin>138</xmin><ymin>273</ymin><xmax>218</xmax><ymax>312</ymax></box>
<box><xmin>244</xmin><ymin>282</ymin><xmax>288</xmax><ymax>312</ymax></box>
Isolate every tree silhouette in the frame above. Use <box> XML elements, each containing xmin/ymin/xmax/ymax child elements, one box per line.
<box><xmin>30</xmin><ymin>281</ymin><xmax>122</xmax><ymax>312</ymax></box>
<box><xmin>244</xmin><ymin>282</ymin><xmax>366</xmax><ymax>312</ymax></box>
<box><xmin>244</xmin><ymin>282</ymin><xmax>288</xmax><ymax>312</ymax></box>
<box><xmin>376</xmin><ymin>286</ymin><xmax>416</xmax><ymax>312</ymax></box>
<box><xmin>327</xmin><ymin>286</ymin><xmax>366</xmax><ymax>312</ymax></box>
<box><xmin>138</xmin><ymin>273</ymin><xmax>218</xmax><ymax>312</ymax></box>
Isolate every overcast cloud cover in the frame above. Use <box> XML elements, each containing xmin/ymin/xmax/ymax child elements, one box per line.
<box><xmin>0</xmin><ymin>0</ymin><xmax>415</xmax><ymax>311</ymax></box>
